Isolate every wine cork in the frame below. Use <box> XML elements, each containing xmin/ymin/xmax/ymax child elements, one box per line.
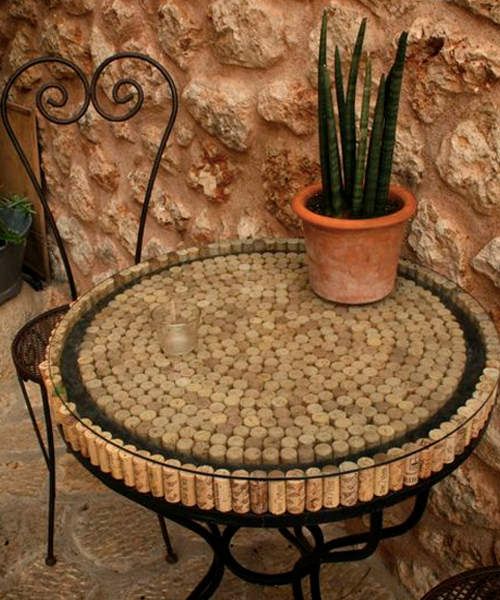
<box><xmin>75</xmin><ymin>422</ymin><xmax>89</xmax><ymax>457</ymax></box>
<box><xmin>133</xmin><ymin>450</ymin><xmax>151</xmax><ymax>493</ymax></box>
<box><xmin>373</xmin><ymin>453</ymin><xmax>389</xmax><ymax>496</ymax></box>
<box><xmin>84</xmin><ymin>427</ymin><xmax>100</xmax><ymax>466</ymax></box>
<box><xmin>196</xmin><ymin>465</ymin><xmax>215</xmax><ymax>510</ymax></box>
<box><xmin>403</xmin><ymin>443</ymin><xmax>420</xmax><ymax>486</ymax></box>
<box><xmin>332</xmin><ymin>440</ymin><xmax>349</xmax><ymax>459</ymax></box>
<box><xmin>262</xmin><ymin>447</ymin><xmax>280</xmax><ymax>465</ymax></box>
<box><xmin>440</xmin><ymin>421</ymin><xmax>457</xmax><ymax>464</ymax></box>
<box><xmin>226</xmin><ymin>446</ymin><xmax>244</xmax><ymax>465</ymax></box>
<box><xmin>180</xmin><ymin>464</ymin><xmax>197</xmax><ymax>506</ymax></box>
<box><xmin>286</xmin><ymin>469</ymin><xmax>306</xmax><ymax>514</ymax></box>
<box><xmin>120</xmin><ymin>444</ymin><xmax>137</xmax><ymax>487</ymax></box>
<box><xmin>357</xmin><ymin>457</ymin><xmax>375</xmax><ymax>502</ymax></box>
<box><xmin>457</xmin><ymin>406</ymin><xmax>474</xmax><ymax>446</ymax></box>
<box><xmin>163</xmin><ymin>458</ymin><xmax>181</xmax><ymax>503</ymax></box>
<box><xmin>146</xmin><ymin>454</ymin><xmax>164</xmax><ymax>497</ymax></box>
<box><xmin>387</xmin><ymin>447</ymin><xmax>405</xmax><ymax>491</ymax></box>
<box><xmin>322</xmin><ymin>465</ymin><xmax>340</xmax><ymax>508</ymax></box>
<box><xmin>249</xmin><ymin>470</ymin><xmax>268</xmax><ymax>514</ymax></box>
<box><xmin>416</xmin><ymin>439</ymin><xmax>433</xmax><ymax>479</ymax></box>
<box><xmin>209</xmin><ymin>444</ymin><xmax>226</xmax><ymax>463</ymax></box>
<box><xmin>340</xmin><ymin>461</ymin><xmax>359</xmax><ymax>507</ymax></box>
<box><xmin>280</xmin><ymin>447</ymin><xmax>298</xmax><ymax>465</ymax></box>
<box><xmin>107</xmin><ymin>439</ymin><xmax>124</xmax><ymax>480</ymax></box>
<box><xmin>214</xmin><ymin>469</ymin><xmax>232</xmax><ymax>512</ymax></box>
<box><xmin>305</xmin><ymin>467</ymin><xmax>322</xmax><ymax>511</ymax></box>
<box><xmin>231</xmin><ymin>469</ymin><xmax>250</xmax><ymax>514</ymax></box>
<box><xmin>268</xmin><ymin>470</ymin><xmax>286</xmax><ymax>515</ymax></box>
<box><xmin>378</xmin><ymin>425</ymin><xmax>395</xmax><ymax>444</ymax></box>
<box><xmin>96</xmin><ymin>431</ymin><xmax>112</xmax><ymax>473</ymax></box>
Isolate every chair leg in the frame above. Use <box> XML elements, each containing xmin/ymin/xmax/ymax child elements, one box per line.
<box><xmin>157</xmin><ymin>513</ymin><xmax>178</xmax><ymax>564</ymax></box>
<box><xmin>40</xmin><ymin>383</ymin><xmax>57</xmax><ymax>566</ymax></box>
<box><xmin>17</xmin><ymin>374</ymin><xmax>49</xmax><ymax>468</ymax></box>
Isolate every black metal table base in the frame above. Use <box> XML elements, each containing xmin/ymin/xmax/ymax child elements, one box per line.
<box><xmin>68</xmin><ymin>434</ymin><xmax>483</xmax><ymax>600</ymax></box>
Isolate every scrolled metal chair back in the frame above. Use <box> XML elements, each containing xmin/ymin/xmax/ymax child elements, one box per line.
<box><xmin>0</xmin><ymin>52</ymin><xmax>179</xmax><ymax>301</ymax></box>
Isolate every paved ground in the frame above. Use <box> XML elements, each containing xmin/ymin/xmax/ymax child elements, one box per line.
<box><xmin>0</xmin><ymin>286</ymin><xmax>411</xmax><ymax>599</ymax></box>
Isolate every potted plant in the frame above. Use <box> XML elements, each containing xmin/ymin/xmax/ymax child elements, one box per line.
<box><xmin>292</xmin><ymin>12</ymin><xmax>416</xmax><ymax>304</ymax></box>
<box><xmin>0</xmin><ymin>193</ymin><xmax>33</xmax><ymax>304</ymax></box>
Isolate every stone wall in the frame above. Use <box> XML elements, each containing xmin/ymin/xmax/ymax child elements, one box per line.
<box><xmin>1</xmin><ymin>0</ymin><xmax>498</xmax><ymax>597</ymax></box>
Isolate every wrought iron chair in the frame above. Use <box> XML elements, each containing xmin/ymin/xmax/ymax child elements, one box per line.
<box><xmin>1</xmin><ymin>53</ymin><xmax>179</xmax><ymax>566</ymax></box>
<box><xmin>421</xmin><ymin>566</ymin><xmax>500</xmax><ymax>600</ymax></box>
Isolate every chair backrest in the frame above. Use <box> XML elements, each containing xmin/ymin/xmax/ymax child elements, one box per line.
<box><xmin>0</xmin><ymin>53</ymin><xmax>178</xmax><ymax>301</ymax></box>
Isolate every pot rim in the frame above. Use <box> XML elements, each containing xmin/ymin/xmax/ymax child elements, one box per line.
<box><xmin>291</xmin><ymin>182</ymin><xmax>417</xmax><ymax>231</ymax></box>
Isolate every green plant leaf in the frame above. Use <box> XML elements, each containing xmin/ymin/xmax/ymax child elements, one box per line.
<box><xmin>352</xmin><ymin>56</ymin><xmax>372</xmax><ymax>216</ymax></box>
<box><xmin>363</xmin><ymin>73</ymin><xmax>386</xmax><ymax>217</ymax></box>
<box><xmin>318</xmin><ymin>10</ymin><xmax>332</xmax><ymax>214</ymax></box>
<box><xmin>344</xmin><ymin>18</ymin><xmax>367</xmax><ymax>205</ymax></box>
<box><xmin>375</xmin><ymin>31</ymin><xmax>408</xmax><ymax>214</ymax></box>
<box><xmin>334</xmin><ymin>45</ymin><xmax>346</xmax><ymax>194</ymax></box>
<box><xmin>322</xmin><ymin>65</ymin><xmax>343</xmax><ymax>216</ymax></box>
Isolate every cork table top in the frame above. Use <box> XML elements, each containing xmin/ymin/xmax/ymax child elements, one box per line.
<box><xmin>47</xmin><ymin>239</ymin><xmax>498</xmax><ymax>481</ymax></box>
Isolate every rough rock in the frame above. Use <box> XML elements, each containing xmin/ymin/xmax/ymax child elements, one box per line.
<box><xmin>143</xmin><ymin>236</ymin><xmax>178</xmax><ymax>259</ymax></box>
<box><xmin>475</xmin><ymin>407</ymin><xmax>500</xmax><ymax>471</ymax></box>
<box><xmin>257</xmin><ymin>81</ymin><xmax>316</xmax><ymax>136</ymax></box>
<box><xmin>175</xmin><ymin>124</ymin><xmax>195</xmax><ymax>147</ymax></box>
<box><xmin>237</xmin><ymin>214</ymin><xmax>266</xmax><ymax>239</ymax></box>
<box><xmin>408</xmin><ymin>199</ymin><xmax>466</xmax><ymax>283</ymax></box>
<box><xmin>429</xmin><ymin>457</ymin><xmax>500</xmax><ymax>530</ymax></box>
<box><xmin>187</xmin><ymin>209</ymin><xmax>218</xmax><ymax>244</ymax></box>
<box><xmin>140</xmin><ymin>126</ymin><xmax>180</xmax><ymax>174</ymax></box>
<box><xmin>63</xmin><ymin>0</ymin><xmax>94</xmax><ymax>16</ymax></box>
<box><xmin>67</xmin><ymin>163</ymin><xmax>95</xmax><ymax>222</ymax></box>
<box><xmin>94</xmin><ymin>237</ymin><xmax>120</xmax><ymax>267</ymax></box>
<box><xmin>8</xmin><ymin>0</ymin><xmax>38</xmax><ymax>24</ymax></box>
<box><xmin>89</xmin><ymin>26</ymin><xmax>115</xmax><ymax>69</ymax></box>
<box><xmin>392</xmin><ymin>121</ymin><xmax>425</xmax><ymax>189</ymax></box>
<box><xmin>472</xmin><ymin>237</ymin><xmax>500</xmax><ymax>286</ymax></box>
<box><xmin>157</xmin><ymin>1</ymin><xmax>202</xmax><ymax>70</ymax></box>
<box><xmin>51</xmin><ymin>128</ymin><xmax>74</xmax><ymax>176</ymax></box>
<box><xmin>7</xmin><ymin>25</ymin><xmax>41</xmax><ymax>89</ymax></box>
<box><xmin>183</xmin><ymin>81</ymin><xmax>253</xmax><ymax>151</ymax></box>
<box><xmin>88</xmin><ymin>145</ymin><xmax>120</xmax><ymax>192</ymax></box>
<box><xmin>187</xmin><ymin>141</ymin><xmax>236</xmax><ymax>201</ymax></box>
<box><xmin>356</xmin><ymin>0</ymin><xmax>413</xmax><ymax>18</ymax></box>
<box><xmin>261</xmin><ymin>146</ymin><xmax>320</xmax><ymax>230</ymax></box>
<box><xmin>436</xmin><ymin>116</ymin><xmax>500</xmax><ymax>214</ymax></box>
<box><xmin>407</xmin><ymin>17</ymin><xmax>500</xmax><ymax>122</ymax></box>
<box><xmin>78</xmin><ymin>108</ymin><xmax>102</xmax><ymax>144</ymax></box>
<box><xmin>451</xmin><ymin>0</ymin><xmax>500</xmax><ymax>25</ymax></box>
<box><xmin>56</xmin><ymin>215</ymin><xmax>94</xmax><ymax>274</ymax></box>
<box><xmin>396</xmin><ymin>556</ymin><xmax>440</xmax><ymax>599</ymax></box>
<box><xmin>102</xmin><ymin>0</ymin><xmax>140</xmax><ymax>42</ymax></box>
<box><xmin>209</xmin><ymin>0</ymin><xmax>286</xmax><ymax>68</ymax></box>
<box><xmin>41</xmin><ymin>20</ymin><xmax>90</xmax><ymax>70</ymax></box>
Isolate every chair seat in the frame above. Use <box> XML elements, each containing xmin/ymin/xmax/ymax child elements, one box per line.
<box><xmin>421</xmin><ymin>566</ymin><xmax>500</xmax><ymax>600</ymax></box>
<box><xmin>12</xmin><ymin>304</ymin><xmax>70</xmax><ymax>383</ymax></box>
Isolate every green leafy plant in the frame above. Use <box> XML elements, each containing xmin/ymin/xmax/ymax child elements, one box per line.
<box><xmin>0</xmin><ymin>194</ymin><xmax>34</xmax><ymax>245</ymax></box>
<box><xmin>317</xmin><ymin>11</ymin><xmax>408</xmax><ymax>218</ymax></box>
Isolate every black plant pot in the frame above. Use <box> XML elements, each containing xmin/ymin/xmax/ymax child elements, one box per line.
<box><xmin>0</xmin><ymin>238</ymin><xmax>27</xmax><ymax>305</ymax></box>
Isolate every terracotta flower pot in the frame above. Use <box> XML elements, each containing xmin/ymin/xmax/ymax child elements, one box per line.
<box><xmin>291</xmin><ymin>183</ymin><xmax>417</xmax><ymax>304</ymax></box>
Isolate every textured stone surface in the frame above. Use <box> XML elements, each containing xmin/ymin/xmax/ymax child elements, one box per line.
<box><xmin>257</xmin><ymin>81</ymin><xmax>316</xmax><ymax>135</ymax></box>
<box><xmin>183</xmin><ymin>81</ymin><xmax>253</xmax><ymax>151</ymax></box>
<box><xmin>408</xmin><ymin>199</ymin><xmax>467</xmax><ymax>283</ymax></box>
<box><xmin>451</xmin><ymin>0</ymin><xmax>500</xmax><ymax>25</ymax></box>
<box><xmin>472</xmin><ymin>237</ymin><xmax>500</xmax><ymax>286</ymax></box>
<box><xmin>436</xmin><ymin>116</ymin><xmax>500</xmax><ymax>214</ymax></box>
<box><xmin>209</xmin><ymin>0</ymin><xmax>286</xmax><ymax>68</ymax></box>
<box><xmin>56</xmin><ymin>215</ymin><xmax>95</xmax><ymax>275</ymax></box>
<box><xmin>67</xmin><ymin>163</ymin><xmax>95</xmax><ymax>222</ymax></box>
<box><xmin>157</xmin><ymin>1</ymin><xmax>202</xmax><ymax>70</ymax></box>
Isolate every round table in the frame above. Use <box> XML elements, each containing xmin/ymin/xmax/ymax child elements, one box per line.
<box><xmin>42</xmin><ymin>238</ymin><xmax>499</xmax><ymax>600</ymax></box>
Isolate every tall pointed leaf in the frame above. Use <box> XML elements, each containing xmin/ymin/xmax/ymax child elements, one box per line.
<box><xmin>375</xmin><ymin>31</ymin><xmax>408</xmax><ymax>214</ymax></box>
<box><xmin>363</xmin><ymin>73</ymin><xmax>385</xmax><ymax>217</ymax></box>
<box><xmin>334</xmin><ymin>46</ymin><xmax>346</xmax><ymax>192</ymax></box>
<box><xmin>344</xmin><ymin>18</ymin><xmax>367</xmax><ymax>205</ymax></box>
<box><xmin>318</xmin><ymin>10</ymin><xmax>331</xmax><ymax>214</ymax></box>
<box><xmin>322</xmin><ymin>65</ymin><xmax>343</xmax><ymax>216</ymax></box>
<box><xmin>352</xmin><ymin>57</ymin><xmax>372</xmax><ymax>216</ymax></box>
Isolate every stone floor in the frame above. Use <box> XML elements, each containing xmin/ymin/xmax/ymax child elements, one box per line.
<box><xmin>0</xmin><ymin>285</ymin><xmax>412</xmax><ymax>599</ymax></box>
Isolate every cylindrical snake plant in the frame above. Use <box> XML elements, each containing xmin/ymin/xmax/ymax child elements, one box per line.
<box><xmin>317</xmin><ymin>11</ymin><xmax>408</xmax><ymax>218</ymax></box>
